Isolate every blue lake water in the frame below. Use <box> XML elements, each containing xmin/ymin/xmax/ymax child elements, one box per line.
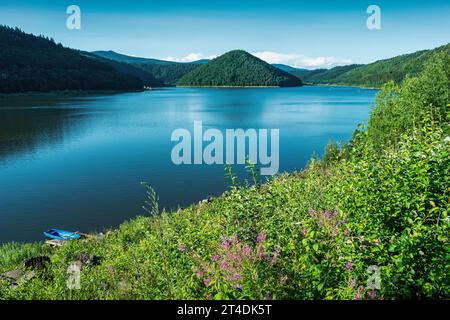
<box><xmin>0</xmin><ymin>86</ymin><xmax>377</xmax><ymax>242</ymax></box>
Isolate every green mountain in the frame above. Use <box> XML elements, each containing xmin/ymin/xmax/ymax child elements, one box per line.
<box><xmin>83</xmin><ymin>52</ymin><xmax>164</xmax><ymax>87</ymax></box>
<box><xmin>290</xmin><ymin>44</ymin><xmax>450</xmax><ymax>87</ymax></box>
<box><xmin>91</xmin><ymin>51</ymin><xmax>206</xmax><ymax>86</ymax></box>
<box><xmin>329</xmin><ymin>44</ymin><xmax>450</xmax><ymax>87</ymax></box>
<box><xmin>0</xmin><ymin>26</ymin><xmax>143</xmax><ymax>93</ymax></box>
<box><xmin>178</xmin><ymin>50</ymin><xmax>302</xmax><ymax>87</ymax></box>
<box><xmin>290</xmin><ymin>64</ymin><xmax>361</xmax><ymax>84</ymax></box>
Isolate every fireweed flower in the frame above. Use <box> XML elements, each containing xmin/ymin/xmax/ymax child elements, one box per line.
<box><xmin>231</xmin><ymin>273</ymin><xmax>241</xmax><ymax>282</ymax></box>
<box><xmin>211</xmin><ymin>254</ymin><xmax>220</xmax><ymax>262</ymax></box>
<box><xmin>222</xmin><ymin>238</ymin><xmax>230</xmax><ymax>249</ymax></box>
<box><xmin>345</xmin><ymin>261</ymin><xmax>354</xmax><ymax>271</ymax></box>
<box><xmin>270</xmin><ymin>246</ymin><xmax>281</xmax><ymax>265</ymax></box>
<box><xmin>192</xmin><ymin>266</ymin><xmax>205</xmax><ymax>279</ymax></box>
<box><xmin>220</xmin><ymin>260</ymin><xmax>230</xmax><ymax>270</ymax></box>
<box><xmin>204</xmin><ymin>277</ymin><xmax>213</xmax><ymax>287</ymax></box>
<box><xmin>367</xmin><ymin>289</ymin><xmax>377</xmax><ymax>300</ymax></box>
<box><xmin>257</xmin><ymin>233</ymin><xmax>266</xmax><ymax>243</ymax></box>
<box><xmin>188</xmin><ymin>233</ymin><xmax>276</xmax><ymax>290</ymax></box>
<box><xmin>353</xmin><ymin>286</ymin><xmax>365</xmax><ymax>300</ymax></box>
<box><xmin>178</xmin><ymin>243</ymin><xmax>186</xmax><ymax>252</ymax></box>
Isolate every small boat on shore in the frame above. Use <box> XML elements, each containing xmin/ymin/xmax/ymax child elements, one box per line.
<box><xmin>43</xmin><ymin>229</ymin><xmax>81</xmax><ymax>241</ymax></box>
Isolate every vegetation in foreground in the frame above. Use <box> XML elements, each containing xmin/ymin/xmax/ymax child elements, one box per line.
<box><xmin>0</xmin><ymin>54</ymin><xmax>449</xmax><ymax>300</ymax></box>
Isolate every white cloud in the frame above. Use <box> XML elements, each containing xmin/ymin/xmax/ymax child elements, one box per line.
<box><xmin>252</xmin><ymin>51</ymin><xmax>352</xmax><ymax>69</ymax></box>
<box><xmin>164</xmin><ymin>53</ymin><xmax>217</xmax><ymax>63</ymax></box>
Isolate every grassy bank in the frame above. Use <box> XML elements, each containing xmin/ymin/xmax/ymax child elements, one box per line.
<box><xmin>0</xmin><ymin>54</ymin><xmax>449</xmax><ymax>300</ymax></box>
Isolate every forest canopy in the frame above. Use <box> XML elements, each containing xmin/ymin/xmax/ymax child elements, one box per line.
<box><xmin>0</xmin><ymin>26</ymin><xmax>143</xmax><ymax>93</ymax></box>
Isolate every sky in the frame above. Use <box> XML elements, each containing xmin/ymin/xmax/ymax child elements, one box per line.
<box><xmin>1</xmin><ymin>0</ymin><xmax>449</xmax><ymax>68</ymax></box>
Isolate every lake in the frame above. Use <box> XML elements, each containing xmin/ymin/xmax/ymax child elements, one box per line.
<box><xmin>0</xmin><ymin>86</ymin><xmax>377</xmax><ymax>243</ymax></box>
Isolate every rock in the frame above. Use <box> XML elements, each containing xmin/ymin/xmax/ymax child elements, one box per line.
<box><xmin>199</xmin><ymin>196</ymin><xmax>214</xmax><ymax>205</ymax></box>
<box><xmin>24</xmin><ymin>256</ymin><xmax>50</xmax><ymax>270</ymax></box>
<box><xmin>0</xmin><ymin>269</ymin><xmax>36</xmax><ymax>287</ymax></box>
<box><xmin>1</xmin><ymin>269</ymin><xmax>25</xmax><ymax>282</ymax></box>
<box><xmin>24</xmin><ymin>271</ymin><xmax>36</xmax><ymax>281</ymax></box>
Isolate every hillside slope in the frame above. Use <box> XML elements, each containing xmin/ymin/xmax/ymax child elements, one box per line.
<box><xmin>178</xmin><ymin>50</ymin><xmax>303</xmax><ymax>87</ymax></box>
<box><xmin>0</xmin><ymin>26</ymin><xmax>143</xmax><ymax>93</ymax></box>
<box><xmin>292</xmin><ymin>44</ymin><xmax>449</xmax><ymax>87</ymax></box>
<box><xmin>331</xmin><ymin>44</ymin><xmax>450</xmax><ymax>87</ymax></box>
<box><xmin>290</xmin><ymin>64</ymin><xmax>361</xmax><ymax>84</ymax></box>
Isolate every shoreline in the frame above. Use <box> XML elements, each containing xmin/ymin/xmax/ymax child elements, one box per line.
<box><xmin>0</xmin><ymin>89</ymin><xmax>145</xmax><ymax>98</ymax></box>
<box><xmin>305</xmin><ymin>83</ymin><xmax>382</xmax><ymax>90</ymax></box>
<box><xmin>176</xmin><ymin>85</ymin><xmax>282</xmax><ymax>88</ymax></box>
<box><xmin>0</xmin><ymin>84</ymin><xmax>380</xmax><ymax>97</ymax></box>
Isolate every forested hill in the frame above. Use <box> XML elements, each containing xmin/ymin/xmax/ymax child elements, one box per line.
<box><xmin>289</xmin><ymin>44</ymin><xmax>450</xmax><ymax>87</ymax></box>
<box><xmin>289</xmin><ymin>64</ymin><xmax>362</xmax><ymax>84</ymax></box>
<box><xmin>91</xmin><ymin>51</ymin><xmax>205</xmax><ymax>86</ymax></box>
<box><xmin>177</xmin><ymin>50</ymin><xmax>303</xmax><ymax>87</ymax></box>
<box><xmin>0</xmin><ymin>26</ymin><xmax>143</xmax><ymax>93</ymax></box>
<box><xmin>82</xmin><ymin>52</ymin><xmax>164</xmax><ymax>87</ymax></box>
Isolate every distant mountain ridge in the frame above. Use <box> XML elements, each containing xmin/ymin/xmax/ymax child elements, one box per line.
<box><xmin>177</xmin><ymin>50</ymin><xmax>303</xmax><ymax>87</ymax></box>
<box><xmin>272</xmin><ymin>64</ymin><xmax>308</xmax><ymax>73</ymax></box>
<box><xmin>92</xmin><ymin>45</ymin><xmax>450</xmax><ymax>89</ymax></box>
<box><xmin>92</xmin><ymin>50</ymin><xmax>209</xmax><ymax>65</ymax></box>
<box><xmin>1</xmin><ymin>24</ymin><xmax>448</xmax><ymax>92</ymax></box>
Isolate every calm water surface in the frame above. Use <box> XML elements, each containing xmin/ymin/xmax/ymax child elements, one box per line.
<box><xmin>0</xmin><ymin>87</ymin><xmax>377</xmax><ymax>242</ymax></box>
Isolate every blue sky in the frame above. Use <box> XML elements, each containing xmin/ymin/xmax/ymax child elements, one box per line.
<box><xmin>1</xmin><ymin>0</ymin><xmax>449</xmax><ymax>68</ymax></box>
